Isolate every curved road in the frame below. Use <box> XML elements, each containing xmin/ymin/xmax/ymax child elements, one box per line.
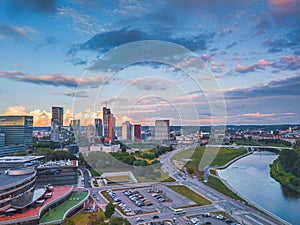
<box><xmin>159</xmin><ymin>145</ymin><xmax>290</xmax><ymax>225</ymax></box>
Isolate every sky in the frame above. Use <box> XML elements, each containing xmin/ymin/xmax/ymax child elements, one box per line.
<box><xmin>0</xmin><ymin>0</ymin><xmax>299</xmax><ymax>126</ymax></box>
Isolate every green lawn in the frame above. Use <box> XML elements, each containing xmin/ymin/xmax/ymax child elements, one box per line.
<box><xmin>204</xmin><ymin>176</ymin><xmax>244</xmax><ymax>201</ymax></box>
<box><xmin>40</xmin><ymin>191</ymin><xmax>89</xmax><ymax>224</ymax></box>
<box><xmin>167</xmin><ymin>185</ymin><xmax>211</xmax><ymax>206</ymax></box>
<box><xmin>270</xmin><ymin>159</ymin><xmax>300</xmax><ymax>193</ymax></box>
<box><xmin>172</xmin><ymin>146</ymin><xmax>247</xmax><ymax>171</ymax></box>
<box><xmin>234</xmin><ymin>140</ymin><xmax>259</xmax><ymax>146</ymax></box>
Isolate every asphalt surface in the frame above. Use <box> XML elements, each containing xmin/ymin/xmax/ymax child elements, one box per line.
<box><xmin>75</xmin><ymin>144</ymin><xmax>289</xmax><ymax>225</ymax></box>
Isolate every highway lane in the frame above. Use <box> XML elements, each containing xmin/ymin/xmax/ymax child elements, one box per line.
<box><xmin>159</xmin><ymin>146</ymin><xmax>287</xmax><ymax>225</ymax></box>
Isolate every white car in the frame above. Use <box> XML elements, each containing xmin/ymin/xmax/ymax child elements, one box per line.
<box><xmin>136</xmin><ymin>217</ymin><xmax>144</xmax><ymax>222</ymax></box>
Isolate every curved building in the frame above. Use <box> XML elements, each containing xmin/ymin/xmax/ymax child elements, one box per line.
<box><xmin>0</xmin><ymin>168</ymin><xmax>37</xmax><ymax>214</ymax></box>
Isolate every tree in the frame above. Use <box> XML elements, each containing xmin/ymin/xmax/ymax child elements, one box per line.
<box><xmin>104</xmin><ymin>202</ymin><xmax>115</xmax><ymax>218</ymax></box>
<box><xmin>187</xmin><ymin>166</ymin><xmax>194</xmax><ymax>174</ymax></box>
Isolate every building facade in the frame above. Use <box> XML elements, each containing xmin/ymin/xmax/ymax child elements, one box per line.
<box><xmin>0</xmin><ymin>116</ymin><xmax>33</xmax><ymax>156</ymax></box>
<box><xmin>51</xmin><ymin>107</ymin><xmax>64</xmax><ymax>142</ymax></box>
<box><xmin>95</xmin><ymin>118</ymin><xmax>103</xmax><ymax>137</ymax></box>
<box><xmin>70</xmin><ymin>119</ymin><xmax>80</xmax><ymax>136</ymax></box>
<box><xmin>155</xmin><ymin>120</ymin><xmax>170</xmax><ymax>141</ymax></box>
<box><xmin>122</xmin><ymin>121</ymin><xmax>132</xmax><ymax>141</ymax></box>
<box><xmin>103</xmin><ymin>107</ymin><xmax>113</xmax><ymax>142</ymax></box>
<box><xmin>0</xmin><ymin>168</ymin><xmax>37</xmax><ymax>214</ymax></box>
<box><xmin>133</xmin><ymin>124</ymin><xmax>141</xmax><ymax>142</ymax></box>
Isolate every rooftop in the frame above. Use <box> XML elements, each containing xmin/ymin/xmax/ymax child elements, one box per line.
<box><xmin>0</xmin><ymin>186</ymin><xmax>73</xmax><ymax>225</ymax></box>
<box><xmin>0</xmin><ymin>168</ymin><xmax>36</xmax><ymax>189</ymax></box>
<box><xmin>39</xmin><ymin>190</ymin><xmax>89</xmax><ymax>224</ymax></box>
<box><xmin>0</xmin><ymin>156</ymin><xmax>45</xmax><ymax>163</ymax></box>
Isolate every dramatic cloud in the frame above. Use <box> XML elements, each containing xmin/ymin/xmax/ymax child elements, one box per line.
<box><xmin>254</xmin><ymin>19</ymin><xmax>272</xmax><ymax>35</ymax></box>
<box><xmin>269</xmin><ymin>0</ymin><xmax>300</xmax><ymax>21</ymax></box>
<box><xmin>235</xmin><ymin>59</ymin><xmax>273</xmax><ymax>73</ymax></box>
<box><xmin>264</xmin><ymin>38</ymin><xmax>294</xmax><ymax>53</ymax></box>
<box><xmin>129</xmin><ymin>78</ymin><xmax>168</xmax><ymax>91</ymax></box>
<box><xmin>68</xmin><ymin>28</ymin><xmax>215</xmax><ymax>64</ymax></box>
<box><xmin>56</xmin><ymin>7</ymin><xmax>103</xmax><ymax>35</ymax></box>
<box><xmin>243</xmin><ymin>112</ymin><xmax>275</xmax><ymax>118</ymax></box>
<box><xmin>2</xmin><ymin>106</ymin><xmax>74</xmax><ymax>126</ymax></box>
<box><xmin>0</xmin><ymin>23</ymin><xmax>38</xmax><ymax>40</ymax></box>
<box><xmin>278</xmin><ymin>56</ymin><xmax>300</xmax><ymax>70</ymax></box>
<box><xmin>2</xmin><ymin>106</ymin><xmax>51</xmax><ymax>126</ymax></box>
<box><xmin>0</xmin><ymin>70</ymin><xmax>110</xmax><ymax>88</ymax></box>
<box><xmin>226</xmin><ymin>75</ymin><xmax>300</xmax><ymax>99</ymax></box>
<box><xmin>53</xmin><ymin>91</ymin><xmax>89</xmax><ymax>98</ymax></box>
<box><xmin>6</xmin><ymin>0</ymin><xmax>57</xmax><ymax>14</ymax></box>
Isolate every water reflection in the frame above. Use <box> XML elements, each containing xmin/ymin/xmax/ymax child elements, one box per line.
<box><xmin>218</xmin><ymin>151</ymin><xmax>300</xmax><ymax>225</ymax></box>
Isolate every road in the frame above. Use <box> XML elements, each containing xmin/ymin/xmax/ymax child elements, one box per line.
<box><xmin>159</xmin><ymin>145</ymin><xmax>290</xmax><ymax>225</ymax></box>
<box><xmin>76</xmin><ymin>144</ymin><xmax>290</xmax><ymax>225</ymax></box>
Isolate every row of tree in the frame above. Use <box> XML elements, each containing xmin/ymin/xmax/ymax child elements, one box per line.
<box><xmin>279</xmin><ymin>149</ymin><xmax>300</xmax><ymax>178</ymax></box>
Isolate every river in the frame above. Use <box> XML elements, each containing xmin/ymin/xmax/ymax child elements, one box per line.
<box><xmin>218</xmin><ymin>151</ymin><xmax>300</xmax><ymax>225</ymax></box>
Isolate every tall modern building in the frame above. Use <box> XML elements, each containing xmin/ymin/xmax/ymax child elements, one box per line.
<box><xmin>51</xmin><ymin>107</ymin><xmax>63</xmax><ymax>142</ymax></box>
<box><xmin>155</xmin><ymin>120</ymin><xmax>170</xmax><ymax>141</ymax></box>
<box><xmin>70</xmin><ymin>119</ymin><xmax>80</xmax><ymax>136</ymax></box>
<box><xmin>95</xmin><ymin>118</ymin><xmax>103</xmax><ymax>137</ymax></box>
<box><xmin>122</xmin><ymin>121</ymin><xmax>132</xmax><ymax>141</ymax></box>
<box><xmin>86</xmin><ymin>125</ymin><xmax>95</xmax><ymax>143</ymax></box>
<box><xmin>133</xmin><ymin>124</ymin><xmax>141</xmax><ymax>143</ymax></box>
<box><xmin>103</xmin><ymin>107</ymin><xmax>113</xmax><ymax>142</ymax></box>
<box><xmin>0</xmin><ymin>116</ymin><xmax>33</xmax><ymax>156</ymax></box>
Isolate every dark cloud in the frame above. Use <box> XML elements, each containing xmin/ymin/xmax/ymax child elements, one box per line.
<box><xmin>0</xmin><ymin>70</ymin><xmax>110</xmax><ymax>88</ymax></box>
<box><xmin>130</xmin><ymin>78</ymin><xmax>168</xmax><ymax>91</ymax></box>
<box><xmin>255</xmin><ymin>19</ymin><xmax>272</xmax><ymax>35</ymax></box>
<box><xmin>264</xmin><ymin>29</ymin><xmax>300</xmax><ymax>54</ymax></box>
<box><xmin>269</xmin><ymin>0</ymin><xmax>300</xmax><ymax>24</ymax></box>
<box><xmin>53</xmin><ymin>91</ymin><xmax>89</xmax><ymax>98</ymax></box>
<box><xmin>263</xmin><ymin>39</ymin><xmax>293</xmax><ymax>53</ymax></box>
<box><xmin>6</xmin><ymin>0</ymin><xmax>56</xmax><ymax>14</ymax></box>
<box><xmin>36</xmin><ymin>36</ymin><xmax>58</xmax><ymax>50</ymax></box>
<box><xmin>226</xmin><ymin>42</ymin><xmax>237</xmax><ymax>49</ymax></box>
<box><xmin>226</xmin><ymin>75</ymin><xmax>300</xmax><ymax>99</ymax></box>
<box><xmin>277</xmin><ymin>56</ymin><xmax>300</xmax><ymax>71</ymax></box>
<box><xmin>0</xmin><ymin>23</ymin><xmax>37</xmax><ymax>40</ymax></box>
<box><xmin>68</xmin><ymin>28</ymin><xmax>215</xmax><ymax>65</ymax></box>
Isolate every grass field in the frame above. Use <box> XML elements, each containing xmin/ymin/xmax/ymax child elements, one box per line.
<box><xmin>40</xmin><ymin>191</ymin><xmax>89</xmax><ymax>224</ymax></box>
<box><xmin>167</xmin><ymin>185</ymin><xmax>211</xmax><ymax>206</ymax></box>
<box><xmin>171</xmin><ymin>146</ymin><xmax>247</xmax><ymax>172</ymax></box>
<box><xmin>70</xmin><ymin>208</ymin><xmax>105</xmax><ymax>225</ymax></box>
<box><xmin>106</xmin><ymin>176</ymin><xmax>131</xmax><ymax>182</ymax></box>
<box><xmin>204</xmin><ymin>176</ymin><xmax>244</xmax><ymax>201</ymax></box>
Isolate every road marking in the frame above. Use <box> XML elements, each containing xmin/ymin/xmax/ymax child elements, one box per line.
<box><xmin>245</xmin><ymin>215</ymin><xmax>265</xmax><ymax>225</ymax></box>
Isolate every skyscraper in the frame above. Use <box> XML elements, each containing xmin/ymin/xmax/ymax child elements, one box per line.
<box><xmin>103</xmin><ymin>107</ymin><xmax>113</xmax><ymax>142</ymax></box>
<box><xmin>122</xmin><ymin>121</ymin><xmax>132</xmax><ymax>141</ymax></box>
<box><xmin>0</xmin><ymin>116</ymin><xmax>33</xmax><ymax>156</ymax></box>
<box><xmin>51</xmin><ymin>106</ymin><xmax>64</xmax><ymax>142</ymax></box>
<box><xmin>86</xmin><ymin>124</ymin><xmax>95</xmax><ymax>143</ymax></box>
<box><xmin>70</xmin><ymin>119</ymin><xmax>80</xmax><ymax>136</ymax></box>
<box><xmin>133</xmin><ymin>124</ymin><xmax>141</xmax><ymax>143</ymax></box>
<box><xmin>155</xmin><ymin>120</ymin><xmax>170</xmax><ymax>141</ymax></box>
<box><xmin>95</xmin><ymin>118</ymin><xmax>103</xmax><ymax>137</ymax></box>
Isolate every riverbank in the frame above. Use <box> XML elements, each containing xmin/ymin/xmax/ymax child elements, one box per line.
<box><xmin>215</xmin><ymin>153</ymin><xmax>292</xmax><ymax>225</ymax></box>
<box><xmin>270</xmin><ymin>159</ymin><xmax>300</xmax><ymax>193</ymax></box>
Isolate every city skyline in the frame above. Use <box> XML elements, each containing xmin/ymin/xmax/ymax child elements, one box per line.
<box><xmin>0</xmin><ymin>0</ymin><xmax>299</xmax><ymax>126</ymax></box>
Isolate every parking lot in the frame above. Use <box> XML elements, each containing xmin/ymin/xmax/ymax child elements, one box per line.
<box><xmin>189</xmin><ymin>213</ymin><xmax>239</xmax><ymax>225</ymax></box>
